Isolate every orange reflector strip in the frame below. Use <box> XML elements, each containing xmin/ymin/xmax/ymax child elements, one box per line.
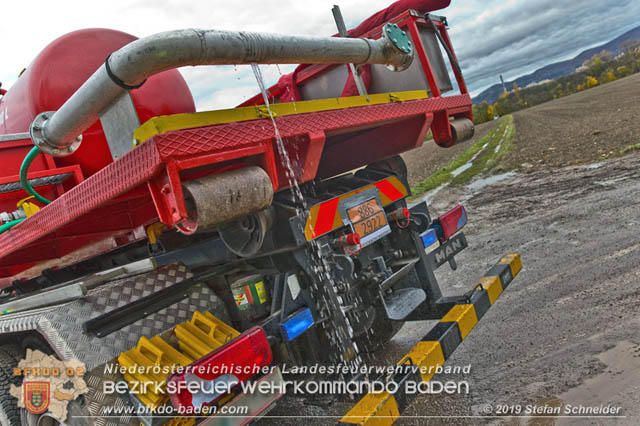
<box><xmin>313</xmin><ymin>197</ymin><xmax>341</xmax><ymax>238</ymax></box>
<box><xmin>304</xmin><ymin>176</ymin><xmax>408</xmax><ymax>241</ymax></box>
<box><xmin>374</xmin><ymin>179</ymin><xmax>405</xmax><ymax>204</ymax></box>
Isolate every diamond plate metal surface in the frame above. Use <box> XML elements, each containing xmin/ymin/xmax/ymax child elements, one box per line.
<box><xmin>0</xmin><ymin>262</ymin><xmax>228</xmax><ymax>425</ymax></box>
<box><xmin>84</xmin><ymin>362</ymin><xmax>138</xmax><ymax>426</ymax></box>
<box><xmin>0</xmin><ymin>140</ymin><xmax>162</xmax><ymax>260</ymax></box>
<box><xmin>153</xmin><ymin>95</ymin><xmax>471</xmax><ymax>159</ymax></box>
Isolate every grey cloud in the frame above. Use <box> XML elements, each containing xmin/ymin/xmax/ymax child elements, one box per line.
<box><xmin>446</xmin><ymin>0</ymin><xmax>640</xmax><ymax>94</ymax></box>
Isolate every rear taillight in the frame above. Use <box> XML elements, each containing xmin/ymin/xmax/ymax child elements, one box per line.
<box><xmin>435</xmin><ymin>205</ymin><xmax>467</xmax><ymax>240</ymax></box>
<box><xmin>167</xmin><ymin>326</ymin><xmax>272</xmax><ymax>411</ymax></box>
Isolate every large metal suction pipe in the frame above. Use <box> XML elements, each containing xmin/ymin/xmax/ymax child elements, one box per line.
<box><xmin>182</xmin><ymin>166</ymin><xmax>274</xmax><ymax>233</ymax></box>
<box><xmin>30</xmin><ymin>24</ymin><xmax>414</xmax><ymax>156</ymax></box>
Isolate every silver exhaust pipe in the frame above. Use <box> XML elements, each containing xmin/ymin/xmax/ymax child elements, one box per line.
<box><xmin>30</xmin><ymin>25</ymin><xmax>414</xmax><ymax>156</ymax></box>
<box><xmin>182</xmin><ymin>166</ymin><xmax>274</xmax><ymax>233</ymax></box>
<box><xmin>446</xmin><ymin>118</ymin><xmax>475</xmax><ymax>147</ymax></box>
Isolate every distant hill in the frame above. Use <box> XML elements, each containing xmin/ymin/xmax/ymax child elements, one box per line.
<box><xmin>473</xmin><ymin>25</ymin><xmax>640</xmax><ymax>104</ymax></box>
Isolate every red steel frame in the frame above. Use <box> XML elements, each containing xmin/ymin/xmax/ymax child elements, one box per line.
<box><xmin>0</xmin><ymin>9</ymin><xmax>472</xmax><ymax>280</ymax></box>
<box><xmin>0</xmin><ymin>137</ymin><xmax>85</xmax><ymax>213</ymax></box>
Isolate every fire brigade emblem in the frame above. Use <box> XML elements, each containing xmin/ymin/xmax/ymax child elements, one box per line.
<box><xmin>24</xmin><ymin>381</ymin><xmax>50</xmax><ymax>414</ymax></box>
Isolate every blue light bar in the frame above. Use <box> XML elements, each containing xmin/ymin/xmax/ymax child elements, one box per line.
<box><xmin>280</xmin><ymin>308</ymin><xmax>315</xmax><ymax>341</ymax></box>
<box><xmin>420</xmin><ymin>228</ymin><xmax>438</xmax><ymax>248</ymax></box>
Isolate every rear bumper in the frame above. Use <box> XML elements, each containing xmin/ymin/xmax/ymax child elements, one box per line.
<box><xmin>339</xmin><ymin>253</ymin><xmax>522</xmax><ymax>425</ymax></box>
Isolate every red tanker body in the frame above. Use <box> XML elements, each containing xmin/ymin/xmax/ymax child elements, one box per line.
<box><xmin>0</xmin><ymin>28</ymin><xmax>195</xmax><ymax>178</ymax></box>
<box><xmin>0</xmin><ymin>29</ymin><xmax>195</xmax><ymax>275</ymax></box>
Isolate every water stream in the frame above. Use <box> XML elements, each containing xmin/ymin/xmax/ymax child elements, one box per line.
<box><xmin>251</xmin><ymin>64</ymin><xmax>360</xmax><ymax>367</ymax></box>
<box><xmin>251</xmin><ymin>64</ymin><xmax>307</xmax><ymax>211</ymax></box>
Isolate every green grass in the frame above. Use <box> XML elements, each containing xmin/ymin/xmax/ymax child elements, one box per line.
<box><xmin>408</xmin><ymin>115</ymin><xmax>515</xmax><ymax>201</ymax></box>
<box><xmin>618</xmin><ymin>142</ymin><xmax>640</xmax><ymax>156</ymax></box>
<box><xmin>594</xmin><ymin>141</ymin><xmax>640</xmax><ymax>161</ymax></box>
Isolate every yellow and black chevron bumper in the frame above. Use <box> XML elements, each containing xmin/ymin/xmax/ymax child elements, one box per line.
<box><xmin>339</xmin><ymin>253</ymin><xmax>522</xmax><ymax>426</ymax></box>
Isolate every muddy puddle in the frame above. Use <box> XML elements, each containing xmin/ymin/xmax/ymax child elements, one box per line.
<box><xmin>467</xmin><ymin>172</ymin><xmax>516</xmax><ymax>192</ymax></box>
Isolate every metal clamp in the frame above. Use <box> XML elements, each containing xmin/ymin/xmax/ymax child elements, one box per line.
<box><xmin>105</xmin><ymin>53</ymin><xmax>147</xmax><ymax>90</ymax></box>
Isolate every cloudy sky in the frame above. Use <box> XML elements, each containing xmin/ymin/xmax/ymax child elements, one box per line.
<box><xmin>1</xmin><ymin>0</ymin><xmax>639</xmax><ymax>110</ymax></box>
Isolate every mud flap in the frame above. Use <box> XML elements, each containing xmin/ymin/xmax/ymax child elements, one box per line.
<box><xmin>381</xmin><ymin>287</ymin><xmax>426</xmax><ymax>321</ymax></box>
<box><xmin>379</xmin><ymin>259</ymin><xmax>426</xmax><ymax>321</ymax></box>
<box><xmin>338</xmin><ymin>253</ymin><xmax>522</xmax><ymax>426</ymax></box>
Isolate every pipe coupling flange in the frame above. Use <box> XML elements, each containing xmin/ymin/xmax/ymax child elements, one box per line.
<box><xmin>30</xmin><ymin>111</ymin><xmax>82</xmax><ymax>157</ymax></box>
<box><xmin>382</xmin><ymin>23</ymin><xmax>414</xmax><ymax>72</ymax></box>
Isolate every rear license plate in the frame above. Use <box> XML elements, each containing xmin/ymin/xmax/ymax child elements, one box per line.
<box><xmin>347</xmin><ymin>198</ymin><xmax>390</xmax><ymax>246</ymax></box>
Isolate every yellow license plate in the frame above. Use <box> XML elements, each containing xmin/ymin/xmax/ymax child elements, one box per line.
<box><xmin>347</xmin><ymin>198</ymin><xmax>388</xmax><ymax>239</ymax></box>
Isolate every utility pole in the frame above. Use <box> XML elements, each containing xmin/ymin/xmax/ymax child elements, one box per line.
<box><xmin>500</xmin><ymin>74</ymin><xmax>507</xmax><ymax>93</ymax></box>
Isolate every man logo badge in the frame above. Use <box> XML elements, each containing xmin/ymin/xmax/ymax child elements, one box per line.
<box><xmin>434</xmin><ymin>235</ymin><xmax>466</xmax><ymax>265</ymax></box>
<box><xmin>24</xmin><ymin>382</ymin><xmax>50</xmax><ymax>415</ymax></box>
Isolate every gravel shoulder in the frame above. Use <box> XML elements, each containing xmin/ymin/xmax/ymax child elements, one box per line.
<box><xmin>407</xmin><ymin>152</ymin><xmax>640</xmax><ymax>425</ymax></box>
<box><xmin>265</xmin><ymin>153</ymin><xmax>640</xmax><ymax>425</ymax></box>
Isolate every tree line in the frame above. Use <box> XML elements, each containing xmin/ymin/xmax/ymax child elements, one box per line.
<box><xmin>472</xmin><ymin>40</ymin><xmax>640</xmax><ymax>124</ymax></box>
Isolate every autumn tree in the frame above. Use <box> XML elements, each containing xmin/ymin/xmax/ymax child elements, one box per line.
<box><xmin>487</xmin><ymin>104</ymin><xmax>495</xmax><ymax>120</ymax></box>
<box><xmin>590</xmin><ymin>57</ymin><xmax>605</xmax><ymax>76</ymax></box>
<box><xmin>585</xmin><ymin>76</ymin><xmax>599</xmax><ymax>88</ymax></box>
<box><xmin>586</xmin><ymin>50</ymin><xmax>612</xmax><ymax>76</ymax></box>
<box><xmin>472</xmin><ymin>102</ymin><xmax>492</xmax><ymax>124</ymax></box>
<box><xmin>616</xmin><ymin>65</ymin><xmax>631</xmax><ymax>77</ymax></box>
<box><xmin>599</xmin><ymin>49</ymin><xmax>612</xmax><ymax>62</ymax></box>
<box><xmin>552</xmin><ymin>83</ymin><xmax>565</xmax><ymax>98</ymax></box>
<box><xmin>621</xmin><ymin>40</ymin><xmax>639</xmax><ymax>57</ymax></box>
<box><xmin>493</xmin><ymin>96</ymin><xmax>512</xmax><ymax>116</ymax></box>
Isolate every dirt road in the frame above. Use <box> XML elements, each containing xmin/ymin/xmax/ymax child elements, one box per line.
<box><xmin>405</xmin><ymin>73</ymin><xmax>640</xmax><ymax>193</ymax></box>
<box><xmin>393</xmin><ymin>75</ymin><xmax>640</xmax><ymax>424</ymax></box>
<box><xmin>401</xmin><ymin>152</ymin><xmax>640</xmax><ymax>425</ymax></box>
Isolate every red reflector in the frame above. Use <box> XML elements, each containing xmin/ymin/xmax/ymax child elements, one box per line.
<box><xmin>438</xmin><ymin>205</ymin><xmax>467</xmax><ymax>240</ymax></box>
<box><xmin>167</xmin><ymin>327</ymin><xmax>272</xmax><ymax>411</ymax></box>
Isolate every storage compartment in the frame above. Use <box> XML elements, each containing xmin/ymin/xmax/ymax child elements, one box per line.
<box><xmin>299</xmin><ymin>25</ymin><xmax>452</xmax><ymax>100</ymax></box>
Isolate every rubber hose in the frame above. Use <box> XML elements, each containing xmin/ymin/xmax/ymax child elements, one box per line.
<box><xmin>0</xmin><ymin>218</ymin><xmax>25</xmax><ymax>234</ymax></box>
<box><xmin>20</xmin><ymin>146</ymin><xmax>51</xmax><ymax>205</ymax></box>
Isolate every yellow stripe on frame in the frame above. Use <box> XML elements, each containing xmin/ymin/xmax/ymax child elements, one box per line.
<box><xmin>133</xmin><ymin>90</ymin><xmax>429</xmax><ymax>145</ymax></box>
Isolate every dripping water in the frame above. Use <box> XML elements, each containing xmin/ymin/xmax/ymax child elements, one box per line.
<box><xmin>251</xmin><ymin>64</ymin><xmax>360</xmax><ymax>368</ymax></box>
<box><xmin>251</xmin><ymin>64</ymin><xmax>307</xmax><ymax>211</ymax></box>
